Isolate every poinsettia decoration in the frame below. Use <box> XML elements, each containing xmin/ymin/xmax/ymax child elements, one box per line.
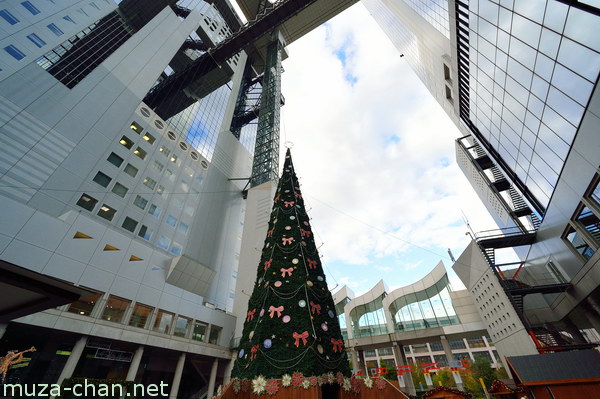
<box><xmin>265</xmin><ymin>379</ymin><xmax>279</xmax><ymax>395</ymax></box>
<box><xmin>375</xmin><ymin>377</ymin><xmax>387</xmax><ymax>390</ymax></box>
<box><xmin>292</xmin><ymin>372</ymin><xmax>304</xmax><ymax>387</ymax></box>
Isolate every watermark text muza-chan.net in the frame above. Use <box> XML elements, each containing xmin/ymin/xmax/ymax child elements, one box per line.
<box><xmin>2</xmin><ymin>380</ymin><xmax>169</xmax><ymax>397</ymax></box>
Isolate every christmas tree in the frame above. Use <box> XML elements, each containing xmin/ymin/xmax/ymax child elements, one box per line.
<box><xmin>232</xmin><ymin>149</ymin><xmax>350</xmax><ymax>382</ymax></box>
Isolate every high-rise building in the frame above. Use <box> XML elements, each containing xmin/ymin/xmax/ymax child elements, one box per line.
<box><xmin>0</xmin><ymin>0</ymin><xmax>358</xmax><ymax>396</ymax></box>
<box><xmin>0</xmin><ymin>0</ymin><xmax>257</xmax><ymax>396</ymax></box>
<box><xmin>363</xmin><ymin>0</ymin><xmax>600</xmax><ymax>361</ymax></box>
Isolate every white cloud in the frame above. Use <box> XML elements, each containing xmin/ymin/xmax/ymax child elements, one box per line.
<box><xmin>279</xmin><ymin>4</ymin><xmax>498</xmax><ymax>290</ymax></box>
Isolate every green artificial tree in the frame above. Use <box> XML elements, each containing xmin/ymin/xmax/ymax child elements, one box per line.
<box><xmin>232</xmin><ymin>149</ymin><xmax>350</xmax><ymax>382</ymax></box>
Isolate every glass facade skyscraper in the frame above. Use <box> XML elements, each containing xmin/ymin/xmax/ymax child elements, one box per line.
<box><xmin>364</xmin><ymin>0</ymin><xmax>600</xmax><ymax>361</ymax></box>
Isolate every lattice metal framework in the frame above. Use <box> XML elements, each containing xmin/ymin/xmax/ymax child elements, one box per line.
<box><xmin>250</xmin><ymin>36</ymin><xmax>283</xmax><ymax>187</ymax></box>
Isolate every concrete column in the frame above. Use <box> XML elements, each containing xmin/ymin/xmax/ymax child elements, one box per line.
<box><xmin>351</xmin><ymin>349</ymin><xmax>360</xmax><ymax>372</ymax></box>
<box><xmin>119</xmin><ymin>346</ymin><xmax>144</xmax><ymax>399</ymax></box>
<box><xmin>358</xmin><ymin>349</ymin><xmax>367</xmax><ymax>375</ymax></box>
<box><xmin>440</xmin><ymin>335</ymin><xmax>455</xmax><ymax>362</ymax></box>
<box><xmin>50</xmin><ymin>336</ymin><xmax>88</xmax><ymax>399</ymax></box>
<box><xmin>392</xmin><ymin>343</ymin><xmax>416</xmax><ymax>396</ymax></box>
<box><xmin>440</xmin><ymin>336</ymin><xmax>464</xmax><ymax>391</ymax></box>
<box><xmin>126</xmin><ymin>346</ymin><xmax>144</xmax><ymax>381</ymax></box>
<box><xmin>169</xmin><ymin>353</ymin><xmax>186</xmax><ymax>399</ymax></box>
<box><xmin>207</xmin><ymin>357</ymin><xmax>219</xmax><ymax>398</ymax></box>
<box><xmin>0</xmin><ymin>323</ymin><xmax>7</xmax><ymax>340</ymax></box>
<box><xmin>223</xmin><ymin>353</ymin><xmax>235</xmax><ymax>386</ymax></box>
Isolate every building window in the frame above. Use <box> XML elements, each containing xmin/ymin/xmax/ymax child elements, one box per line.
<box><xmin>133</xmin><ymin>195</ymin><xmax>148</xmax><ymax>210</ymax></box>
<box><xmin>143</xmin><ymin>177</ymin><xmax>156</xmax><ymax>190</ymax></box>
<box><xmin>101</xmin><ymin>296</ymin><xmax>130</xmax><ymax>323</ymax></box>
<box><xmin>192</xmin><ymin>321</ymin><xmax>207</xmax><ymax>342</ymax></box>
<box><xmin>21</xmin><ymin>1</ymin><xmax>40</xmax><ymax>15</ymax></box>
<box><xmin>76</xmin><ymin>193</ymin><xmax>98</xmax><ymax>211</ymax></box>
<box><xmin>92</xmin><ymin>171</ymin><xmax>111</xmax><ymax>187</ymax></box>
<box><xmin>170</xmin><ymin>154</ymin><xmax>178</xmax><ymax>164</ymax></box>
<box><xmin>178</xmin><ymin>222</ymin><xmax>189</xmax><ymax>234</ymax></box>
<box><xmin>97</xmin><ymin>204</ymin><xmax>117</xmax><ymax>221</ymax></box>
<box><xmin>166</xmin><ymin>215</ymin><xmax>177</xmax><ymax>227</ymax></box>
<box><xmin>156</xmin><ymin>235</ymin><xmax>170</xmax><ymax>250</ymax></box>
<box><xmin>67</xmin><ymin>292</ymin><xmax>101</xmax><ymax>316</ymax></box>
<box><xmin>169</xmin><ymin>243</ymin><xmax>183</xmax><ymax>256</ymax></box>
<box><xmin>143</xmin><ymin>132</ymin><xmax>156</xmax><ymax>144</ymax></box>
<box><xmin>107</xmin><ymin>152</ymin><xmax>124</xmax><ymax>167</ymax></box>
<box><xmin>159</xmin><ymin>146</ymin><xmax>171</xmax><ymax>157</ymax></box>
<box><xmin>111</xmin><ymin>182</ymin><xmax>128</xmax><ymax>198</ymax></box>
<box><xmin>129</xmin><ymin>121</ymin><xmax>142</xmax><ymax>134</ymax></box>
<box><xmin>129</xmin><ymin>303</ymin><xmax>153</xmax><ymax>328</ymax></box>
<box><xmin>208</xmin><ymin>325</ymin><xmax>221</xmax><ymax>345</ymax></box>
<box><xmin>27</xmin><ymin>33</ymin><xmax>46</xmax><ymax>48</ymax></box>
<box><xmin>148</xmin><ymin>204</ymin><xmax>160</xmax><ymax>217</ymax></box>
<box><xmin>122</xmin><ymin>216</ymin><xmax>138</xmax><ymax>232</ymax></box>
<box><xmin>173</xmin><ymin>317</ymin><xmax>191</xmax><ymax>338</ymax></box>
<box><xmin>4</xmin><ymin>45</ymin><xmax>26</xmax><ymax>60</ymax></box>
<box><xmin>133</xmin><ymin>147</ymin><xmax>146</xmax><ymax>160</ymax></box>
<box><xmin>47</xmin><ymin>23</ymin><xmax>64</xmax><ymax>36</ymax></box>
<box><xmin>449</xmin><ymin>339</ymin><xmax>466</xmax><ymax>349</ymax></box>
<box><xmin>429</xmin><ymin>342</ymin><xmax>443</xmax><ymax>351</ymax></box>
<box><xmin>156</xmin><ymin>185</ymin><xmax>165</xmax><ymax>196</ymax></box>
<box><xmin>36</xmin><ymin>11</ymin><xmax>132</xmax><ymax>88</ymax></box>
<box><xmin>564</xmin><ymin>225</ymin><xmax>596</xmax><ymax>260</ymax></box>
<box><xmin>119</xmin><ymin>136</ymin><xmax>133</xmax><ymax>149</ymax></box>
<box><xmin>443</xmin><ymin>64</ymin><xmax>451</xmax><ymax>81</ymax></box>
<box><xmin>153</xmin><ymin>310</ymin><xmax>174</xmax><ymax>334</ymax></box>
<box><xmin>467</xmin><ymin>337</ymin><xmax>486</xmax><ymax>348</ymax></box>
<box><xmin>124</xmin><ymin>163</ymin><xmax>138</xmax><ymax>177</ymax></box>
<box><xmin>153</xmin><ymin>161</ymin><xmax>164</xmax><ymax>172</ymax></box>
<box><xmin>138</xmin><ymin>225</ymin><xmax>152</xmax><ymax>241</ymax></box>
<box><xmin>0</xmin><ymin>9</ymin><xmax>20</xmax><ymax>25</ymax></box>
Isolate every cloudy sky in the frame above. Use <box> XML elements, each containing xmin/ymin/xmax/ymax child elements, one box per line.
<box><xmin>238</xmin><ymin>2</ymin><xmax>501</xmax><ymax>294</ymax></box>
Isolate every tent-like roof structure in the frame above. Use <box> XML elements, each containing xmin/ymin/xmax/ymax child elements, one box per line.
<box><xmin>506</xmin><ymin>350</ymin><xmax>600</xmax><ymax>386</ymax></box>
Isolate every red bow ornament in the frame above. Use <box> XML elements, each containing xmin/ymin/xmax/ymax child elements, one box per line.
<box><xmin>269</xmin><ymin>305</ymin><xmax>284</xmax><ymax>318</ymax></box>
<box><xmin>293</xmin><ymin>331</ymin><xmax>309</xmax><ymax>347</ymax></box>
<box><xmin>300</xmin><ymin>228</ymin><xmax>311</xmax><ymax>238</ymax></box>
<box><xmin>284</xmin><ymin>201</ymin><xmax>295</xmax><ymax>208</ymax></box>
<box><xmin>250</xmin><ymin>344</ymin><xmax>259</xmax><ymax>360</ymax></box>
<box><xmin>280</xmin><ymin>267</ymin><xmax>294</xmax><ymax>277</ymax></box>
<box><xmin>295</xmin><ymin>192</ymin><xmax>303</xmax><ymax>199</ymax></box>
<box><xmin>247</xmin><ymin>309</ymin><xmax>256</xmax><ymax>322</ymax></box>
<box><xmin>282</xmin><ymin>237</ymin><xmax>294</xmax><ymax>246</ymax></box>
<box><xmin>274</xmin><ymin>194</ymin><xmax>280</xmax><ymax>202</ymax></box>
<box><xmin>264</xmin><ymin>258</ymin><xmax>272</xmax><ymax>270</ymax></box>
<box><xmin>310</xmin><ymin>301</ymin><xmax>321</xmax><ymax>315</ymax></box>
<box><xmin>331</xmin><ymin>339</ymin><xmax>344</xmax><ymax>352</ymax></box>
<box><xmin>267</xmin><ymin>228</ymin><xmax>274</xmax><ymax>237</ymax></box>
<box><xmin>307</xmin><ymin>259</ymin><xmax>317</xmax><ymax>269</ymax></box>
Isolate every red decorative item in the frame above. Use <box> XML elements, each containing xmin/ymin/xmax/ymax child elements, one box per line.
<box><xmin>331</xmin><ymin>338</ymin><xmax>344</xmax><ymax>352</ymax></box>
<box><xmin>264</xmin><ymin>258</ymin><xmax>273</xmax><ymax>270</ymax></box>
<box><xmin>281</xmin><ymin>237</ymin><xmax>294</xmax><ymax>246</ymax></box>
<box><xmin>293</xmin><ymin>331</ymin><xmax>309</xmax><ymax>347</ymax></box>
<box><xmin>268</xmin><ymin>305</ymin><xmax>284</xmax><ymax>318</ymax></box>
<box><xmin>295</xmin><ymin>192</ymin><xmax>303</xmax><ymax>199</ymax></box>
<box><xmin>280</xmin><ymin>267</ymin><xmax>294</xmax><ymax>277</ymax></box>
<box><xmin>284</xmin><ymin>201</ymin><xmax>295</xmax><ymax>208</ymax></box>
<box><xmin>310</xmin><ymin>301</ymin><xmax>321</xmax><ymax>314</ymax></box>
<box><xmin>246</xmin><ymin>309</ymin><xmax>256</xmax><ymax>322</ymax></box>
<box><xmin>250</xmin><ymin>344</ymin><xmax>259</xmax><ymax>360</ymax></box>
<box><xmin>309</xmin><ymin>376</ymin><xmax>318</xmax><ymax>386</ymax></box>
<box><xmin>307</xmin><ymin>259</ymin><xmax>317</xmax><ymax>269</ymax></box>
<box><xmin>351</xmin><ymin>377</ymin><xmax>361</xmax><ymax>393</ymax></box>
<box><xmin>336</xmin><ymin>372</ymin><xmax>344</xmax><ymax>385</ymax></box>
<box><xmin>274</xmin><ymin>194</ymin><xmax>280</xmax><ymax>202</ymax></box>
<box><xmin>300</xmin><ymin>228</ymin><xmax>312</xmax><ymax>238</ymax></box>
<box><xmin>292</xmin><ymin>372</ymin><xmax>304</xmax><ymax>387</ymax></box>
<box><xmin>375</xmin><ymin>378</ymin><xmax>387</xmax><ymax>390</ymax></box>
<box><xmin>265</xmin><ymin>379</ymin><xmax>279</xmax><ymax>395</ymax></box>
<box><xmin>267</xmin><ymin>228</ymin><xmax>274</xmax><ymax>237</ymax></box>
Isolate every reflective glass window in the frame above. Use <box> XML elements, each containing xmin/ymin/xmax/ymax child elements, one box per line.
<box><xmin>153</xmin><ymin>310</ymin><xmax>174</xmax><ymax>334</ymax></box>
<box><xmin>129</xmin><ymin>303</ymin><xmax>153</xmax><ymax>328</ymax></box>
<box><xmin>101</xmin><ymin>296</ymin><xmax>130</xmax><ymax>323</ymax></box>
